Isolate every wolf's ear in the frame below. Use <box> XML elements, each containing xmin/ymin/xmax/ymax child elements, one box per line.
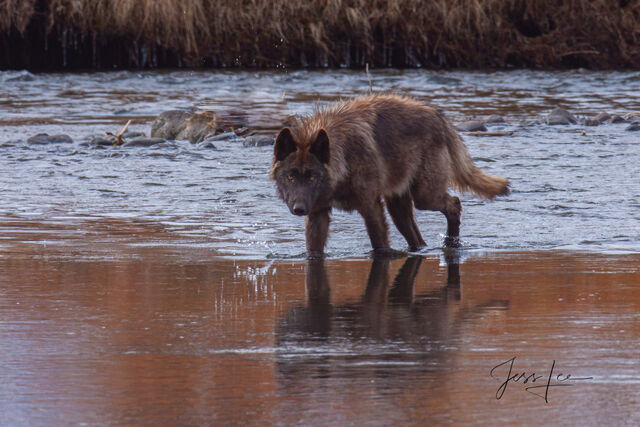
<box><xmin>274</xmin><ymin>128</ymin><xmax>296</xmax><ymax>162</ymax></box>
<box><xmin>310</xmin><ymin>129</ymin><xmax>330</xmax><ymax>164</ymax></box>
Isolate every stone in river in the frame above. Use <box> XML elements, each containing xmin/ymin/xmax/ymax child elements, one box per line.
<box><xmin>150</xmin><ymin>110</ymin><xmax>217</xmax><ymax>143</ymax></box>
<box><xmin>243</xmin><ymin>135</ymin><xmax>275</xmax><ymax>147</ymax></box>
<box><xmin>27</xmin><ymin>133</ymin><xmax>73</xmax><ymax>144</ymax></box>
<box><xmin>545</xmin><ymin>108</ymin><xmax>577</xmax><ymax>125</ymax></box>
<box><xmin>456</xmin><ymin>121</ymin><xmax>487</xmax><ymax>132</ymax></box>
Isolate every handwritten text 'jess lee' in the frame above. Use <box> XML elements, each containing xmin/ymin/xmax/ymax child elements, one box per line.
<box><xmin>490</xmin><ymin>357</ymin><xmax>593</xmax><ymax>402</ymax></box>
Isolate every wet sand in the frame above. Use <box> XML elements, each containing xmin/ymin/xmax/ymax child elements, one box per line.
<box><xmin>1</xmin><ymin>226</ymin><xmax>639</xmax><ymax>425</ymax></box>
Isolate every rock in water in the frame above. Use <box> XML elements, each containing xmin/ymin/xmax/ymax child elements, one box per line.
<box><xmin>27</xmin><ymin>133</ymin><xmax>73</xmax><ymax>144</ymax></box>
<box><xmin>594</xmin><ymin>112</ymin><xmax>612</xmax><ymax>123</ymax></box>
<box><xmin>123</xmin><ymin>131</ymin><xmax>146</xmax><ymax>139</ymax></box>
<box><xmin>484</xmin><ymin>115</ymin><xmax>506</xmax><ymax>123</ymax></box>
<box><xmin>243</xmin><ymin>135</ymin><xmax>275</xmax><ymax>147</ymax></box>
<box><xmin>196</xmin><ymin>141</ymin><xmax>218</xmax><ymax>150</ymax></box>
<box><xmin>456</xmin><ymin>121</ymin><xmax>487</xmax><ymax>132</ymax></box>
<box><xmin>87</xmin><ymin>135</ymin><xmax>117</xmax><ymax>146</ymax></box>
<box><xmin>204</xmin><ymin>132</ymin><xmax>237</xmax><ymax>142</ymax></box>
<box><xmin>625</xmin><ymin>123</ymin><xmax>640</xmax><ymax>131</ymax></box>
<box><xmin>546</xmin><ymin>108</ymin><xmax>578</xmax><ymax>125</ymax></box>
<box><xmin>150</xmin><ymin>110</ymin><xmax>217</xmax><ymax>143</ymax></box>
<box><xmin>150</xmin><ymin>110</ymin><xmax>192</xmax><ymax>139</ymax></box>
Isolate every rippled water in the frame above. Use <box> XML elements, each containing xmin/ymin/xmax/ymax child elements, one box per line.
<box><xmin>1</xmin><ymin>69</ymin><xmax>640</xmax><ymax>257</ymax></box>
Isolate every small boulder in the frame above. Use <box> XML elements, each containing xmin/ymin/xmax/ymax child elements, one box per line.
<box><xmin>178</xmin><ymin>111</ymin><xmax>217</xmax><ymax>143</ymax></box>
<box><xmin>122</xmin><ymin>137</ymin><xmax>166</xmax><ymax>147</ymax></box>
<box><xmin>89</xmin><ymin>136</ymin><xmax>117</xmax><ymax>146</ymax></box>
<box><xmin>150</xmin><ymin>110</ymin><xmax>217</xmax><ymax>143</ymax></box>
<box><xmin>583</xmin><ymin>118</ymin><xmax>600</xmax><ymax>126</ymax></box>
<box><xmin>484</xmin><ymin>114</ymin><xmax>505</xmax><ymax>124</ymax></box>
<box><xmin>624</xmin><ymin>112</ymin><xmax>640</xmax><ymax>122</ymax></box>
<box><xmin>205</xmin><ymin>132</ymin><xmax>237</xmax><ymax>142</ymax></box>
<box><xmin>456</xmin><ymin>120</ymin><xmax>487</xmax><ymax>132</ymax></box>
<box><xmin>197</xmin><ymin>141</ymin><xmax>218</xmax><ymax>150</ymax></box>
<box><xmin>27</xmin><ymin>133</ymin><xmax>73</xmax><ymax>144</ymax></box>
<box><xmin>546</xmin><ymin>108</ymin><xmax>577</xmax><ymax>125</ymax></box>
<box><xmin>150</xmin><ymin>110</ymin><xmax>192</xmax><ymax>139</ymax></box>
<box><xmin>243</xmin><ymin>135</ymin><xmax>275</xmax><ymax>147</ymax></box>
<box><xmin>594</xmin><ymin>112</ymin><xmax>612</xmax><ymax>123</ymax></box>
<box><xmin>234</xmin><ymin>127</ymin><xmax>251</xmax><ymax>136</ymax></box>
<box><xmin>123</xmin><ymin>131</ymin><xmax>146</xmax><ymax>139</ymax></box>
<box><xmin>610</xmin><ymin>115</ymin><xmax>626</xmax><ymax>123</ymax></box>
<box><xmin>625</xmin><ymin>123</ymin><xmax>640</xmax><ymax>131</ymax></box>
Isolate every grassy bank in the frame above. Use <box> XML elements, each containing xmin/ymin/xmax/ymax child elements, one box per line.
<box><xmin>1</xmin><ymin>0</ymin><xmax>639</xmax><ymax>69</ymax></box>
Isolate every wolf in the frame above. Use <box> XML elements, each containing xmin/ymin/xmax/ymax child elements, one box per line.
<box><xmin>270</xmin><ymin>94</ymin><xmax>509</xmax><ymax>257</ymax></box>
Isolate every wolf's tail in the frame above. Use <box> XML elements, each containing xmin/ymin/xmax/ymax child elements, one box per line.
<box><xmin>445</xmin><ymin>125</ymin><xmax>510</xmax><ymax>199</ymax></box>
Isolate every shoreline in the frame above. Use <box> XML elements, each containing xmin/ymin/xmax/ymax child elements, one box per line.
<box><xmin>2</xmin><ymin>1</ymin><xmax>639</xmax><ymax>70</ymax></box>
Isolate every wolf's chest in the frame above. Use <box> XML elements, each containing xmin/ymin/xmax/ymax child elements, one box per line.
<box><xmin>331</xmin><ymin>182</ymin><xmax>358</xmax><ymax>212</ymax></box>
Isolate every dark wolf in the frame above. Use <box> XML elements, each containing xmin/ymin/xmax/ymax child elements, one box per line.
<box><xmin>270</xmin><ymin>94</ymin><xmax>509</xmax><ymax>257</ymax></box>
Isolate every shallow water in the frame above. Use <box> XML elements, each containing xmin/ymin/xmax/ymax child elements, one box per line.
<box><xmin>1</xmin><ymin>245</ymin><xmax>639</xmax><ymax>425</ymax></box>
<box><xmin>1</xmin><ymin>69</ymin><xmax>640</xmax><ymax>257</ymax></box>
<box><xmin>1</xmin><ymin>69</ymin><xmax>640</xmax><ymax>425</ymax></box>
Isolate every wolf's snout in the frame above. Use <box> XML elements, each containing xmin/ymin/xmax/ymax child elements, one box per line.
<box><xmin>292</xmin><ymin>203</ymin><xmax>308</xmax><ymax>216</ymax></box>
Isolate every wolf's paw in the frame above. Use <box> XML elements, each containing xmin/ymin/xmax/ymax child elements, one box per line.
<box><xmin>370</xmin><ymin>247</ymin><xmax>407</xmax><ymax>259</ymax></box>
<box><xmin>306</xmin><ymin>251</ymin><xmax>325</xmax><ymax>260</ymax></box>
<box><xmin>443</xmin><ymin>236</ymin><xmax>462</xmax><ymax>248</ymax></box>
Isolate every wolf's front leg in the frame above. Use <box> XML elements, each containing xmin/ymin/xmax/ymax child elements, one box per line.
<box><xmin>305</xmin><ymin>209</ymin><xmax>331</xmax><ymax>258</ymax></box>
<box><xmin>359</xmin><ymin>199</ymin><xmax>391</xmax><ymax>255</ymax></box>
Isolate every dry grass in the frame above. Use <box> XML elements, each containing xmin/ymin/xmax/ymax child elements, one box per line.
<box><xmin>1</xmin><ymin>0</ymin><xmax>639</xmax><ymax>68</ymax></box>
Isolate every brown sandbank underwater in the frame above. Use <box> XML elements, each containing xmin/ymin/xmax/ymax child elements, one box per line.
<box><xmin>1</xmin><ymin>0</ymin><xmax>639</xmax><ymax>70</ymax></box>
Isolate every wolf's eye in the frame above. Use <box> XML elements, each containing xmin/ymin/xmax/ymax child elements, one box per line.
<box><xmin>309</xmin><ymin>176</ymin><xmax>315</xmax><ymax>182</ymax></box>
<box><xmin>287</xmin><ymin>175</ymin><xmax>295</xmax><ymax>182</ymax></box>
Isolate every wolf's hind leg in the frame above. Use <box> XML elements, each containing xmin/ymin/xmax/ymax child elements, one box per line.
<box><xmin>441</xmin><ymin>195</ymin><xmax>462</xmax><ymax>237</ymax></box>
<box><xmin>412</xmin><ymin>186</ymin><xmax>462</xmax><ymax>238</ymax></box>
<box><xmin>385</xmin><ymin>192</ymin><xmax>426</xmax><ymax>251</ymax></box>
<box><xmin>306</xmin><ymin>208</ymin><xmax>331</xmax><ymax>258</ymax></box>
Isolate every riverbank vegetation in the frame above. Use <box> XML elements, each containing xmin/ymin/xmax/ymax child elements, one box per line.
<box><xmin>1</xmin><ymin>0</ymin><xmax>639</xmax><ymax>69</ymax></box>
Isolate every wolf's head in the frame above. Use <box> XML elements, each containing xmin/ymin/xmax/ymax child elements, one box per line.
<box><xmin>270</xmin><ymin>127</ymin><xmax>331</xmax><ymax>216</ymax></box>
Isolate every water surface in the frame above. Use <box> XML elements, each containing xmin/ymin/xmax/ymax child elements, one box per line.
<box><xmin>1</xmin><ymin>69</ymin><xmax>639</xmax><ymax>257</ymax></box>
<box><xmin>1</xmin><ymin>245</ymin><xmax>639</xmax><ymax>425</ymax></box>
<box><xmin>1</xmin><ymin>69</ymin><xmax>639</xmax><ymax>425</ymax></box>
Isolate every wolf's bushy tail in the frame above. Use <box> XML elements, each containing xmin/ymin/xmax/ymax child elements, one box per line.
<box><xmin>445</xmin><ymin>126</ymin><xmax>509</xmax><ymax>199</ymax></box>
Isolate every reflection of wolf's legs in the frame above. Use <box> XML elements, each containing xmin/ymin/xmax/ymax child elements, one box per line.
<box><xmin>306</xmin><ymin>259</ymin><xmax>330</xmax><ymax>303</ymax></box>
<box><xmin>303</xmin><ymin>259</ymin><xmax>332</xmax><ymax>335</ymax></box>
<box><xmin>442</xmin><ymin>248</ymin><xmax>462</xmax><ymax>300</ymax></box>
<box><xmin>305</xmin><ymin>209</ymin><xmax>331</xmax><ymax>257</ymax></box>
<box><xmin>388</xmin><ymin>256</ymin><xmax>423</xmax><ymax>303</ymax></box>
<box><xmin>362</xmin><ymin>256</ymin><xmax>391</xmax><ymax>305</ymax></box>
<box><xmin>385</xmin><ymin>192</ymin><xmax>426</xmax><ymax>251</ymax></box>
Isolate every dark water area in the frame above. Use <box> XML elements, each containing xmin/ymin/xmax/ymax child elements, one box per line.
<box><xmin>1</xmin><ymin>246</ymin><xmax>639</xmax><ymax>425</ymax></box>
<box><xmin>1</xmin><ymin>69</ymin><xmax>640</xmax><ymax>257</ymax></box>
<box><xmin>1</xmin><ymin>69</ymin><xmax>640</xmax><ymax>424</ymax></box>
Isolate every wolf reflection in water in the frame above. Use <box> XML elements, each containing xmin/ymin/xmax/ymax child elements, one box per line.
<box><xmin>276</xmin><ymin>254</ymin><xmax>509</xmax><ymax>386</ymax></box>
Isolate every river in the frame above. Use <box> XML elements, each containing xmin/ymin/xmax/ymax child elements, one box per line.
<box><xmin>1</xmin><ymin>69</ymin><xmax>639</xmax><ymax>425</ymax></box>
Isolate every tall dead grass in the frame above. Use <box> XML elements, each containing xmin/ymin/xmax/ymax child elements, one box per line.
<box><xmin>1</xmin><ymin>0</ymin><xmax>639</xmax><ymax>68</ymax></box>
